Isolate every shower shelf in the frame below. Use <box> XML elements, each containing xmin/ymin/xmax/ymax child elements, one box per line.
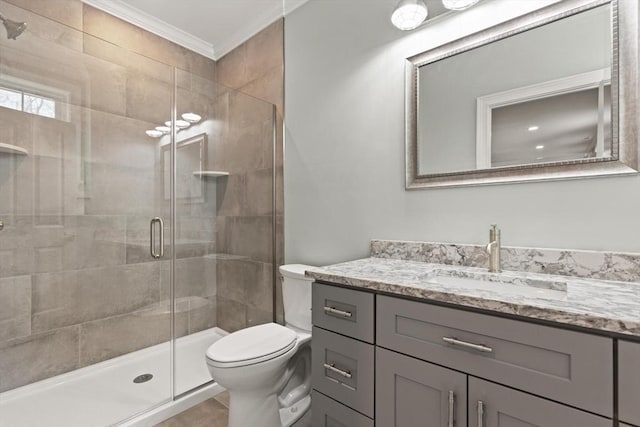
<box><xmin>193</xmin><ymin>171</ymin><xmax>229</xmax><ymax>178</ymax></box>
<box><xmin>0</xmin><ymin>143</ymin><xmax>28</xmax><ymax>156</ymax></box>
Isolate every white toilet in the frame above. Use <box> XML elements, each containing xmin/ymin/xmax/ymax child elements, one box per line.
<box><xmin>206</xmin><ymin>264</ymin><xmax>314</xmax><ymax>427</ymax></box>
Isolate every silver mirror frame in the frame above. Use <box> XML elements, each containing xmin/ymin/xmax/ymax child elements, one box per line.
<box><xmin>406</xmin><ymin>0</ymin><xmax>638</xmax><ymax>190</ymax></box>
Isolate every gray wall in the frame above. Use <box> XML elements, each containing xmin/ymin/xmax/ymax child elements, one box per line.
<box><xmin>284</xmin><ymin>0</ymin><xmax>640</xmax><ymax>266</ymax></box>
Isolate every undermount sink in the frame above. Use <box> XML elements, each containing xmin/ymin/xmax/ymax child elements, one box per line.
<box><xmin>426</xmin><ymin>269</ymin><xmax>568</xmax><ymax>300</ymax></box>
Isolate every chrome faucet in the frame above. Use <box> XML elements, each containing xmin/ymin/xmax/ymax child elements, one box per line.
<box><xmin>486</xmin><ymin>224</ymin><xmax>501</xmax><ymax>273</ymax></box>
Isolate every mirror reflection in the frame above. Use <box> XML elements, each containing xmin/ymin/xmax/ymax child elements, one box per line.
<box><xmin>417</xmin><ymin>3</ymin><xmax>612</xmax><ymax>175</ymax></box>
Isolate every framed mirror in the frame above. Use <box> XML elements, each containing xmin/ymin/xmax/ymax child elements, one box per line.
<box><xmin>406</xmin><ymin>0</ymin><xmax>639</xmax><ymax>189</ymax></box>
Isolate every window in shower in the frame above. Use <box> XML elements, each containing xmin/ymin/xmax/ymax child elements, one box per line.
<box><xmin>0</xmin><ymin>75</ymin><xmax>69</xmax><ymax>120</ymax></box>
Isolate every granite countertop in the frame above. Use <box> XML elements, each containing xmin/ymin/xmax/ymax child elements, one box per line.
<box><xmin>306</xmin><ymin>257</ymin><xmax>640</xmax><ymax>338</ymax></box>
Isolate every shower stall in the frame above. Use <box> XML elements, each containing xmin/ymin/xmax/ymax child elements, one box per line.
<box><xmin>0</xmin><ymin>3</ymin><xmax>277</xmax><ymax>426</ymax></box>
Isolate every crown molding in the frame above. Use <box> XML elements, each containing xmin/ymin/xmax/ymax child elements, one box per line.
<box><xmin>81</xmin><ymin>0</ymin><xmax>216</xmax><ymax>60</ymax></box>
<box><xmin>214</xmin><ymin>0</ymin><xmax>309</xmax><ymax>59</ymax></box>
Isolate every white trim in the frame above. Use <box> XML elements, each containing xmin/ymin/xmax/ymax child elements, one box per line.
<box><xmin>81</xmin><ymin>0</ymin><xmax>216</xmax><ymax>60</ymax></box>
<box><xmin>476</xmin><ymin>68</ymin><xmax>612</xmax><ymax>169</ymax></box>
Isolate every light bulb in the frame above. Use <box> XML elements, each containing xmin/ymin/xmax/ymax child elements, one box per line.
<box><xmin>442</xmin><ymin>0</ymin><xmax>481</xmax><ymax>11</ymax></box>
<box><xmin>391</xmin><ymin>0</ymin><xmax>428</xmax><ymax>31</ymax></box>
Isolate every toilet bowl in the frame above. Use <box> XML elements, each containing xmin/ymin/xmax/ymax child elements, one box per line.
<box><xmin>205</xmin><ymin>264</ymin><xmax>314</xmax><ymax>427</ymax></box>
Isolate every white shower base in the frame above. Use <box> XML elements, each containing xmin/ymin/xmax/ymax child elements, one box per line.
<box><xmin>0</xmin><ymin>327</ymin><xmax>227</xmax><ymax>427</ymax></box>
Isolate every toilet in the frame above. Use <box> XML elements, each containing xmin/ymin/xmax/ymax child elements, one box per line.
<box><xmin>206</xmin><ymin>264</ymin><xmax>314</xmax><ymax>427</ymax></box>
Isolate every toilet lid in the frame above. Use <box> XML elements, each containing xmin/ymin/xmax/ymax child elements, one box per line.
<box><xmin>206</xmin><ymin>323</ymin><xmax>297</xmax><ymax>367</ymax></box>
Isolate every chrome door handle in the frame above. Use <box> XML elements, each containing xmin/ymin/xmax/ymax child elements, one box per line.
<box><xmin>442</xmin><ymin>337</ymin><xmax>493</xmax><ymax>353</ymax></box>
<box><xmin>323</xmin><ymin>306</ymin><xmax>352</xmax><ymax>318</ymax></box>
<box><xmin>150</xmin><ymin>217</ymin><xmax>164</xmax><ymax>259</ymax></box>
<box><xmin>323</xmin><ymin>363</ymin><xmax>352</xmax><ymax>379</ymax></box>
<box><xmin>477</xmin><ymin>400</ymin><xmax>485</xmax><ymax>427</ymax></box>
<box><xmin>0</xmin><ymin>220</ymin><xmax>3</xmax><ymax>231</ymax></box>
<box><xmin>448</xmin><ymin>390</ymin><xmax>455</xmax><ymax>427</ymax></box>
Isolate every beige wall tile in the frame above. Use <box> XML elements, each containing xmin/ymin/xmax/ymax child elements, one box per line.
<box><xmin>0</xmin><ymin>0</ymin><xmax>82</xmax><ymax>51</ymax></box>
<box><xmin>32</xmin><ymin>262</ymin><xmax>160</xmax><ymax>333</ymax></box>
<box><xmin>216</xmin><ymin>297</ymin><xmax>246</xmax><ymax>333</ymax></box>
<box><xmin>78</xmin><ymin>307</ymin><xmax>185</xmax><ymax>366</ymax></box>
<box><xmin>5</xmin><ymin>0</ymin><xmax>82</xmax><ymax>30</ymax></box>
<box><xmin>188</xmin><ymin>295</ymin><xmax>217</xmax><ymax>334</ymax></box>
<box><xmin>216</xmin><ymin>258</ymin><xmax>260</xmax><ymax>302</ymax></box>
<box><xmin>222</xmin><ymin>216</ymin><xmax>273</xmax><ymax>264</ymax></box>
<box><xmin>0</xmin><ymin>326</ymin><xmax>79</xmax><ymax>392</ymax></box>
<box><xmin>0</xmin><ymin>275</ymin><xmax>31</xmax><ymax>342</ymax></box>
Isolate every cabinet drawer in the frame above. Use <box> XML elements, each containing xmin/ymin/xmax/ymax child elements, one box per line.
<box><xmin>619</xmin><ymin>340</ymin><xmax>640</xmax><ymax>426</ymax></box>
<box><xmin>312</xmin><ymin>391</ymin><xmax>374</xmax><ymax>427</ymax></box>
<box><xmin>312</xmin><ymin>326</ymin><xmax>374</xmax><ymax>417</ymax></box>
<box><xmin>376</xmin><ymin>347</ymin><xmax>466</xmax><ymax>427</ymax></box>
<box><xmin>312</xmin><ymin>283</ymin><xmax>374</xmax><ymax>343</ymax></box>
<box><xmin>377</xmin><ymin>296</ymin><xmax>613</xmax><ymax>417</ymax></box>
<box><xmin>468</xmin><ymin>377</ymin><xmax>611</xmax><ymax>427</ymax></box>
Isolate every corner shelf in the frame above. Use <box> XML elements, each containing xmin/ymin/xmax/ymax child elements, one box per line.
<box><xmin>192</xmin><ymin>171</ymin><xmax>229</xmax><ymax>178</ymax></box>
<box><xmin>0</xmin><ymin>143</ymin><xmax>28</xmax><ymax>156</ymax></box>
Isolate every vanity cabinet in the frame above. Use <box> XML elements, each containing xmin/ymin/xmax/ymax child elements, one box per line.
<box><xmin>619</xmin><ymin>341</ymin><xmax>640</xmax><ymax>426</ymax></box>
<box><xmin>376</xmin><ymin>347</ymin><xmax>466</xmax><ymax>427</ymax></box>
<box><xmin>468</xmin><ymin>378</ymin><xmax>611</xmax><ymax>427</ymax></box>
<box><xmin>311</xmin><ymin>282</ymin><xmax>620</xmax><ymax>426</ymax></box>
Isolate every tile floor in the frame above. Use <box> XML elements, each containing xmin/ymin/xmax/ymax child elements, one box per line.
<box><xmin>156</xmin><ymin>392</ymin><xmax>312</xmax><ymax>427</ymax></box>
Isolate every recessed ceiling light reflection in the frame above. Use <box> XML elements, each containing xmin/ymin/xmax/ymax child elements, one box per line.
<box><xmin>528</xmin><ymin>126</ymin><xmax>539</xmax><ymax>132</ymax></box>
<box><xmin>535</xmin><ymin>145</ymin><xmax>545</xmax><ymax>150</ymax></box>
<box><xmin>164</xmin><ymin>121</ymin><xmax>172</xmax><ymax>128</ymax></box>
<box><xmin>175</xmin><ymin>120</ymin><xmax>190</xmax><ymax>129</ymax></box>
<box><xmin>146</xmin><ymin>129</ymin><xmax>163</xmax><ymax>138</ymax></box>
<box><xmin>155</xmin><ymin>126</ymin><xmax>171</xmax><ymax>133</ymax></box>
<box><xmin>182</xmin><ymin>113</ymin><xmax>202</xmax><ymax>123</ymax></box>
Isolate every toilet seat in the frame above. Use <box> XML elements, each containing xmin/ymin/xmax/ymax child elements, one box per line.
<box><xmin>206</xmin><ymin>323</ymin><xmax>297</xmax><ymax>368</ymax></box>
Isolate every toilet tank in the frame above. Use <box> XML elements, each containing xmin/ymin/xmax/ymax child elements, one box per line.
<box><xmin>280</xmin><ymin>264</ymin><xmax>314</xmax><ymax>332</ymax></box>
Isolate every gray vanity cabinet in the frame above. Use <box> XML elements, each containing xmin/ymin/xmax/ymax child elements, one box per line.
<box><xmin>376</xmin><ymin>347</ymin><xmax>466</xmax><ymax>427</ymax></box>
<box><xmin>468</xmin><ymin>378</ymin><xmax>612</xmax><ymax>427</ymax></box>
<box><xmin>619</xmin><ymin>340</ymin><xmax>640</xmax><ymax>426</ymax></box>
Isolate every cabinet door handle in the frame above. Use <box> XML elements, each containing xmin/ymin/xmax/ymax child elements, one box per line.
<box><xmin>323</xmin><ymin>362</ymin><xmax>352</xmax><ymax>379</ymax></box>
<box><xmin>442</xmin><ymin>337</ymin><xmax>493</xmax><ymax>353</ymax></box>
<box><xmin>323</xmin><ymin>306</ymin><xmax>352</xmax><ymax>318</ymax></box>
<box><xmin>448</xmin><ymin>390</ymin><xmax>455</xmax><ymax>427</ymax></box>
<box><xmin>477</xmin><ymin>400</ymin><xmax>485</xmax><ymax>427</ymax></box>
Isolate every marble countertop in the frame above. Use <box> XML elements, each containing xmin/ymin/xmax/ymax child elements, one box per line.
<box><xmin>306</xmin><ymin>257</ymin><xmax>640</xmax><ymax>338</ymax></box>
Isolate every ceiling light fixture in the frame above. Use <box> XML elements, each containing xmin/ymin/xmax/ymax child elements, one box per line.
<box><xmin>528</xmin><ymin>126</ymin><xmax>539</xmax><ymax>132</ymax></box>
<box><xmin>175</xmin><ymin>119</ymin><xmax>191</xmax><ymax>129</ymax></box>
<box><xmin>182</xmin><ymin>112</ymin><xmax>202</xmax><ymax>123</ymax></box>
<box><xmin>535</xmin><ymin>145</ymin><xmax>545</xmax><ymax>150</ymax></box>
<box><xmin>442</xmin><ymin>0</ymin><xmax>481</xmax><ymax>11</ymax></box>
<box><xmin>155</xmin><ymin>125</ymin><xmax>171</xmax><ymax>134</ymax></box>
<box><xmin>145</xmin><ymin>129</ymin><xmax>163</xmax><ymax>138</ymax></box>
<box><xmin>391</xmin><ymin>0</ymin><xmax>428</xmax><ymax>31</ymax></box>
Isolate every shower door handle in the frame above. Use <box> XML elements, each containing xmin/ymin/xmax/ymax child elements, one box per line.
<box><xmin>150</xmin><ymin>217</ymin><xmax>164</xmax><ymax>259</ymax></box>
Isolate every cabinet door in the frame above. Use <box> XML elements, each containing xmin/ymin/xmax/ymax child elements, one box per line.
<box><xmin>376</xmin><ymin>347</ymin><xmax>467</xmax><ymax>427</ymax></box>
<box><xmin>468</xmin><ymin>377</ymin><xmax>612</xmax><ymax>427</ymax></box>
<box><xmin>312</xmin><ymin>391</ymin><xmax>374</xmax><ymax>427</ymax></box>
<box><xmin>619</xmin><ymin>340</ymin><xmax>640</xmax><ymax>426</ymax></box>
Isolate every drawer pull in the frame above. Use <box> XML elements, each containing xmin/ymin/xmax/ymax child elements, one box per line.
<box><xmin>477</xmin><ymin>400</ymin><xmax>485</xmax><ymax>427</ymax></box>
<box><xmin>448</xmin><ymin>390</ymin><xmax>455</xmax><ymax>427</ymax></box>
<box><xmin>323</xmin><ymin>362</ymin><xmax>352</xmax><ymax>379</ymax></box>
<box><xmin>323</xmin><ymin>306</ymin><xmax>353</xmax><ymax>318</ymax></box>
<box><xmin>442</xmin><ymin>337</ymin><xmax>493</xmax><ymax>353</ymax></box>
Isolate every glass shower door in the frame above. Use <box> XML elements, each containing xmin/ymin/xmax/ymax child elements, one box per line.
<box><xmin>172</xmin><ymin>69</ymin><xmax>277</xmax><ymax>396</ymax></box>
<box><xmin>0</xmin><ymin>5</ymin><xmax>174</xmax><ymax>425</ymax></box>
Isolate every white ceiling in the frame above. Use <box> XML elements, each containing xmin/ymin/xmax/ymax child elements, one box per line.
<box><xmin>83</xmin><ymin>0</ymin><xmax>309</xmax><ymax>60</ymax></box>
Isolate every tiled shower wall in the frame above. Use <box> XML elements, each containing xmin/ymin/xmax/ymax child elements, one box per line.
<box><xmin>215</xmin><ymin>20</ymin><xmax>286</xmax><ymax>329</ymax></box>
<box><xmin>0</xmin><ymin>0</ymin><xmax>222</xmax><ymax>392</ymax></box>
